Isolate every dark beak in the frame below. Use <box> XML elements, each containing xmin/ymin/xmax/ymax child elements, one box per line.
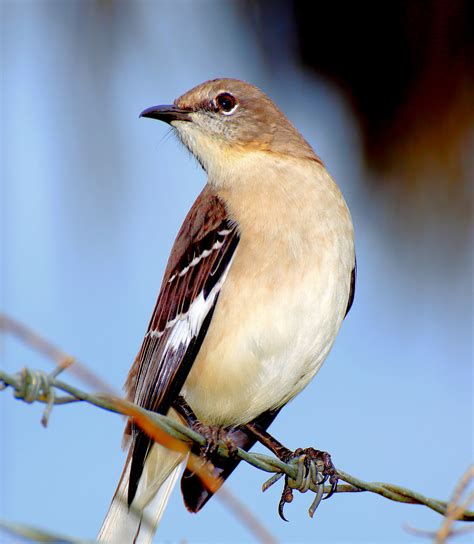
<box><xmin>139</xmin><ymin>104</ymin><xmax>192</xmax><ymax>124</ymax></box>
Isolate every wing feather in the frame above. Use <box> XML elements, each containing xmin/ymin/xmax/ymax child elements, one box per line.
<box><xmin>124</xmin><ymin>186</ymin><xmax>240</xmax><ymax>505</ymax></box>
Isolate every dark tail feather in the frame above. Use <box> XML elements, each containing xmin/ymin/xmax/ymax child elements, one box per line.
<box><xmin>181</xmin><ymin>409</ymin><xmax>281</xmax><ymax>512</ymax></box>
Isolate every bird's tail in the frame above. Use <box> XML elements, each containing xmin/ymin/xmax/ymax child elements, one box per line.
<box><xmin>97</xmin><ymin>440</ymin><xmax>188</xmax><ymax>543</ymax></box>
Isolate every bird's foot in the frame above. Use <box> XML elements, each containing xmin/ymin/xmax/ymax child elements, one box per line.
<box><xmin>263</xmin><ymin>447</ymin><xmax>338</xmax><ymax>521</ymax></box>
<box><xmin>191</xmin><ymin>422</ymin><xmax>238</xmax><ymax>461</ymax></box>
<box><xmin>173</xmin><ymin>396</ymin><xmax>237</xmax><ymax>461</ymax></box>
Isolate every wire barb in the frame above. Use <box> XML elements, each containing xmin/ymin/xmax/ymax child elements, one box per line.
<box><xmin>11</xmin><ymin>368</ymin><xmax>57</xmax><ymax>427</ymax></box>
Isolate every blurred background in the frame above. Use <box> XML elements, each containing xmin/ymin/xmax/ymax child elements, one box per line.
<box><xmin>1</xmin><ymin>1</ymin><xmax>472</xmax><ymax>542</ymax></box>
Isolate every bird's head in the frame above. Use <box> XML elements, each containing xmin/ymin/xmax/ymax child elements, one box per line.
<box><xmin>140</xmin><ymin>78</ymin><xmax>317</xmax><ymax>175</ymax></box>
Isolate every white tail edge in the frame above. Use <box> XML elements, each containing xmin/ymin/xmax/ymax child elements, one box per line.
<box><xmin>97</xmin><ymin>440</ymin><xmax>188</xmax><ymax>543</ymax></box>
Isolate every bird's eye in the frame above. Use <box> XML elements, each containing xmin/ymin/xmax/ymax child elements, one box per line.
<box><xmin>215</xmin><ymin>92</ymin><xmax>237</xmax><ymax>115</ymax></box>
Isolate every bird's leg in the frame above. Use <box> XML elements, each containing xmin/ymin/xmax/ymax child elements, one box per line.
<box><xmin>173</xmin><ymin>395</ymin><xmax>199</xmax><ymax>427</ymax></box>
<box><xmin>173</xmin><ymin>395</ymin><xmax>237</xmax><ymax>460</ymax></box>
<box><xmin>244</xmin><ymin>421</ymin><xmax>338</xmax><ymax>521</ymax></box>
<box><xmin>244</xmin><ymin>421</ymin><xmax>292</xmax><ymax>458</ymax></box>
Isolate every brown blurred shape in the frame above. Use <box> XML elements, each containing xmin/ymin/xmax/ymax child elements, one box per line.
<box><xmin>244</xmin><ymin>0</ymin><xmax>473</xmax><ymax>188</ymax></box>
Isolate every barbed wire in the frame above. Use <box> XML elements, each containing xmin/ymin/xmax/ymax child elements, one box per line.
<box><xmin>1</xmin><ymin>366</ymin><xmax>473</xmax><ymax>524</ymax></box>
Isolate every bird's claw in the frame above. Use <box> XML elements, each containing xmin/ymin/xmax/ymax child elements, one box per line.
<box><xmin>264</xmin><ymin>447</ymin><xmax>339</xmax><ymax>521</ymax></box>
<box><xmin>192</xmin><ymin>423</ymin><xmax>236</xmax><ymax>461</ymax></box>
<box><xmin>278</xmin><ymin>483</ymin><xmax>294</xmax><ymax>521</ymax></box>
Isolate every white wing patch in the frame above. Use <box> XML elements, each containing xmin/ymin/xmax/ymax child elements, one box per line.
<box><xmin>167</xmin><ymin>238</ymin><xmax>226</xmax><ymax>285</ymax></box>
<box><xmin>147</xmin><ymin>253</ymin><xmax>234</xmax><ymax>361</ymax></box>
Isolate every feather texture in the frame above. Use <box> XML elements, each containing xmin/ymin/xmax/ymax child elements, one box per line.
<box><xmin>123</xmin><ymin>186</ymin><xmax>239</xmax><ymax>505</ymax></box>
<box><xmin>98</xmin><ymin>187</ymin><xmax>239</xmax><ymax>542</ymax></box>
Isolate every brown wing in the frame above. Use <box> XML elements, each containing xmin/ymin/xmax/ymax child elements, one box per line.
<box><xmin>344</xmin><ymin>260</ymin><xmax>357</xmax><ymax>317</ymax></box>
<box><xmin>125</xmin><ymin>186</ymin><xmax>240</xmax><ymax>505</ymax></box>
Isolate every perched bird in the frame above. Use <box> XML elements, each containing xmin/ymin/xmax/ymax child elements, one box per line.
<box><xmin>98</xmin><ymin>78</ymin><xmax>355</xmax><ymax>543</ymax></box>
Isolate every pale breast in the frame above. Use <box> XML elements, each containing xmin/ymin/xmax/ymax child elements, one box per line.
<box><xmin>189</xmin><ymin>276</ymin><xmax>341</xmax><ymax>423</ymax></box>
<box><xmin>183</xmin><ymin>156</ymin><xmax>355</xmax><ymax>426</ymax></box>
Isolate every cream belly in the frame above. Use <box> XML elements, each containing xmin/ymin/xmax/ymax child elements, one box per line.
<box><xmin>183</xmin><ymin>155</ymin><xmax>355</xmax><ymax>427</ymax></box>
<box><xmin>182</xmin><ymin>231</ymin><xmax>353</xmax><ymax>426</ymax></box>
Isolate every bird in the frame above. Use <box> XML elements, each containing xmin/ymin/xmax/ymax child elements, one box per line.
<box><xmin>98</xmin><ymin>78</ymin><xmax>356</xmax><ymax>543</ymax></box>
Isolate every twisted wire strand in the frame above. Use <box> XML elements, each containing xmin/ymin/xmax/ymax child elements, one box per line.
<box><xmin>1</xmin><ymin>367</ymin><xmax>473</xmax><ymax>522</ymax></box>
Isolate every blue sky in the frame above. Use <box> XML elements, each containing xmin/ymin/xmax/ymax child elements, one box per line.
<box><xmin>1</xmin><ymin>2</ymin><xmax>472</xmax><ymax>543</ymax></box>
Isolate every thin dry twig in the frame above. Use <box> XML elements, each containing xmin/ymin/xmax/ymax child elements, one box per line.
<box><xmin>404</xmin><ymin>466</ymin><xmax>474</xmax><ymax>542</ymax></box>
<box><xmin>405</xmin><ymin>523</ymin><xmax>474</xmax><ymax>541</ymax></box>
<box><xmin>217</xmin><ymin>487</ymin><xmax>279</xmax><ymax>544</ymax></box>
<box><xmin>0</xmin><ymin>518</ymin><xmax>86</xmax><ymax>543</ymax></box>
<box><xmin>435</xmin><ymin>465</ymin><xmax>474</xmax><ymax>543</ymax></box>
<box><xmin>0</xmin><ymin>313</ymin><xmax>114</xmax><ymax>394</ymax></box>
